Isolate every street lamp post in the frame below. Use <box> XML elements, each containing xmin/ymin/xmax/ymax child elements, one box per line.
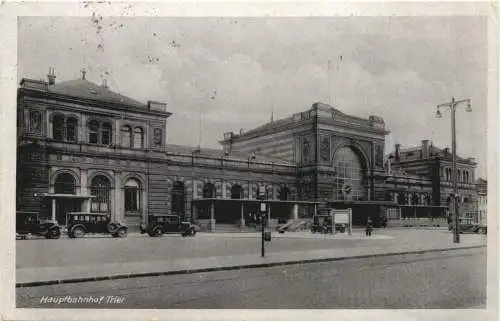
<box><xmin>435</xmin><ymin>97</ymin><xmax>472</xmax><ymax>243</ymax></box>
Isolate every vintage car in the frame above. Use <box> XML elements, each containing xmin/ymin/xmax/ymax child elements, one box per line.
<box><xmin>16</xmin><ymin>211</ymin><xmax>61</xmax><ymax>239</ymax></box>
<box><xmin>66</xmin><ymin>212</ymin><xmax>128</xmax><ymax>238</ymax></box>
<box><xmin>140</xmin><ymin>214</ymin><xmax>197</xmax><ymax>237</ymax></box>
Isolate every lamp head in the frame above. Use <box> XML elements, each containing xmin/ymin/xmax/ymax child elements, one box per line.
<box><xmin>466</xmin><ymin>100</ymin><xmax>472</xmax><ymax>112</ymax></box>
<box><xmin>435</xmin><ymin>109</ymin><xmax>442</xmax><ymax>118</ymax></box>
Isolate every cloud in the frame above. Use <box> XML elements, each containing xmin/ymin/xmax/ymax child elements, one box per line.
<box><xmin>18</xmin><ymin>16</ymin><xmax>488</xmax><ymax>177</ymax></box>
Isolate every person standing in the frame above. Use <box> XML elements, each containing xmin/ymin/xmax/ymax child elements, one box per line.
<box><xmin>365</xmin><ymin>217</ymin><xmax>373</xmax><ymax>236</ymax></box>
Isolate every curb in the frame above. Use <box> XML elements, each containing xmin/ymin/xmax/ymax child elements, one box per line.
<box><xmin>16</xmin><ymin>245</ymin><xmax>485</xmax><ymax>288</ymax></box>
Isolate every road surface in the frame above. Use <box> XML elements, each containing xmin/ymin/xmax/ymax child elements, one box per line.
<box><xmin>17</xmin><ymin>247</ymin><xmax>486</xmax><ymax>309</ymax></box>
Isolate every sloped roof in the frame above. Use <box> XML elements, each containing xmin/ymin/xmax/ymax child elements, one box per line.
<box><xmin>166</xmin><ymin>144</ymin><xmax>294</xmax><ymax>165</ymax></box>
<box><xmin>388</xmin><ymin>145</ymin><xmax>473</xmax><ymax>163</ymax></box>
<box><xmin>49</xmin><ymin>79</ymin><xmax>146</xmax><ymax>108</ymax></box>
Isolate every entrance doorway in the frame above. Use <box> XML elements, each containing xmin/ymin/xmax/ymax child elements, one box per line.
<box><xmin>55</xmin><ymin>198</ymin><xmax>81</xmax><ymax>225</ymax></box>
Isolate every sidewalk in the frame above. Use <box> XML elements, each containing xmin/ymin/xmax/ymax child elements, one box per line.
<box><xmin>16</xmin><ymin>231</ymin><xmax>486</xmax><ymax>288</ymax></box>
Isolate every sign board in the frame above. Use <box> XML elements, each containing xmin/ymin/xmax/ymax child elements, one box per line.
<box><xmin>260</xmin><ymin>203</ymin><xmax>266</xmax><ymax>212</ymax></box>
<box><xmin>331</xmin><ymin>209</ymin><xmax>350</xmax><ymax>224</ymax></box>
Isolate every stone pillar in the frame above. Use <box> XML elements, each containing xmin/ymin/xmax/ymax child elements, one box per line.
<box><xmin>210</xmin><ymin>201</ymin><xmax>215</xmax><ymax>232</ymax></box>
<box><xmin>293</xmin><ymin>204</ymin><xmax>299</xmax><ymax>220</ymax></box>
<box><xmin>314</xmin><ymin>203</ymin><xmax>317</xmax><ymax>216</ymax></box>
<box><xmin>192</xmin><ymin>203</ymin><xmax>198</xmax><ymax>222</ymax></box>
<box><xmin>240</xmin><ymin>202</ymin><xmax>245</xmax><ymax>227</ymax></box>
<box><xmin>222</xmin><ymin>182</ymin><xmax>227</xmax><ymax>199</ymax></box>
<box><xmin>52</xmin><ymin>199</ymin><xmax>56</xmax><ymax>222</ymax></box>
<box><xmin>114</xmin><ymin>172</ymin><xmax>122</xmax><ymax>223</ymax></box>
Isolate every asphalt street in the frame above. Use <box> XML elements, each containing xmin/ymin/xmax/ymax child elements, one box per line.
<box><xmin>17</xmin><ymin>229</ymin><xmax>477</xmax><ymax>269</ymax></box>
<box><xmin>17</xmin><ymin>247</ymin><xmax>486</xmax><ymax>309</ymax></box>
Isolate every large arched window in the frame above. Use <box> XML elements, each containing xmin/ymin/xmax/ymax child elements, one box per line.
<box><xmin>333</xmin><ymin>146</ymin><xmax>366</xmax><ymax>201</ymax></box>
<box><xmin>101</xmin><ymin>122</ymin><xmax>113</xmax><ymax>145</ymax></box>
<box><xmin>54</xmin><ymin>173</ymin><xmax>76</xmax><ymax>194</ymax></box>
<box><xmin>230</xmin><ymin>184</ymin><xmax>242</xmax><ymax>199</ymax></box>
<box><xmin>66</xmin><ymin>117</ymin><xmax>78</xmax><ymax>142</ymax></box>
<box><xmin>171</xmin><ymin>182</ymin><xmax>185</xmax><ymax>215</ymax></box>
<box><xmin>203</xmin><ymin>183</ymin><xmax>216</xmax><ymax>198</ymax></box>
<box><xmin>90</xmin><ymin>175</ymin><xmax>111</xmax><ymax>213</ymax></box>
<box><xmin>121</xmin><ymin>125</ymin><xmax>132</xmax><ymax>148</ymax></box>
<box><xmin>133</xmin><ymin>127</ymin><xmax>144</xmax><ymax>149</ymax></box>
<box><xmin>124</xmin><ymin>178</ymin><xmax>141</xmax><ymax>213</ymax></box>
<box><xmin>52</xmin><ymin>114</ymin><xmax>65</xmax><ymax>140</ymax></box>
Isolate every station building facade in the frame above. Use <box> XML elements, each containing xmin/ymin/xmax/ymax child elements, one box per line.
<box><xmin>16</xmin><ymin>69</ymin><xmax>480</xmax><ymax>230</ymax></box>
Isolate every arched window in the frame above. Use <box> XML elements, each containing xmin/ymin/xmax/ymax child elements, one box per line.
<box><xmin>171</xmin><ymin>182</ymin><xmax>185</xmax><ymax>215</ymax></box>
<box><xmin>203</xmin><ymin>183</ymin><xmax>216</xmax><ymax>198</ymax></box>
<box><xmin>90</xmin><ymin>175</ymin><xmax>111</xmax><ymax>213</ymax></box>
<box><xmin>278</xmin><ymin>186</ymin><xmax>290</xmax><ymax>201</ymax></box>
<box><xmin>122</xmin><ymin>126</ymin><xmax>132</xmax><ymax>148</ymax></box>
<box><xmin>29</xmin><ymin>110</ymin><xmax>42</xmax><ymax>134</ymax></box>
<box><xmin>101</xmin><ymin>122</ymin><xmax>112</xmax><ymax>145</ymax></box>
<box><xmin>88</xmin><ymin>120</ymin><xmax>100</xmax><ymax>144</ymax></box>
<box><xmin>54</xmin><ymin>173</ymin><xmax>76</xmax><ymax>194</ymax></box>
<box><xmin>124</xmin><ymin>178</ymin><xmax>141</xmax><ymax>213</ymax></box>
<box><xmin>66</xmin><ymin>117</ymin><xmax>78</xmax><ymax>142</ymax></box>
<box><xmin>133</xmin><ymin>127</ymin><xmax>144</xmax><ymax>148</ymax></box>
<box><xmin>231</xmin><ymin>184</ymin><xmax>242</xmax><ymax>199</ymax></box>
<box><xmin>52</xmin><ymin>114</ymin><xmax>65</xmax><ymax>140</ymax></box>
<box><xmin>333</xmin><ymin>146</ymin><xmax>367</xmax><ymax>201</ymax></box>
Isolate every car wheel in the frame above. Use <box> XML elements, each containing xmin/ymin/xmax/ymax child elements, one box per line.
<box><xmin>153</xmin><ymin>227</ymin><xmax>163</xmax><ymax>237</ymax></box>
<box><xmin>72</xmin><ymin>226</ymin><xmax>85</xmax><ymax>238</ymax></box>
<box><xmin>117</xmin><ymin>228</ymin><xmax>128</xmax><ymax>238</ymax></box>
<box><xmin>51</xmin><ymin>228</ymin><xmax>61</xmax><ymax>239</ymax></box>
<box><xmin>190</xmin><ymin>228</ymin><xmax>196</xmax><ymax>236</ymax></box>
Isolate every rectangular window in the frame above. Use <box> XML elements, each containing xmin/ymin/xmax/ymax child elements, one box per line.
<box><xmin>29</xmin><ymin>111</ymin><xmax>42</xmax><ymax>134</ymax></box>
<box><xmin>153</xmin><ymin>128</ymin><xmax>162</xmax><ymax>147</ymax></box>
<box><xmin>89</xmin><ymin>132</ymin><xmax>99</xmax><ymax>144</ymax></box>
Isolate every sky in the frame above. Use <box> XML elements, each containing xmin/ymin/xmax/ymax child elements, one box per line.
<box><xmin>18</xmin><ymin>16</ymin><xmax>488</xmax><ymax>178</ymax></box>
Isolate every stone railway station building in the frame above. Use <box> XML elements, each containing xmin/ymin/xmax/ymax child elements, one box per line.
<box><xmin>16</xmin><ymin>70</ymin><xmax>479</xmax><ymax>231</ymax></box>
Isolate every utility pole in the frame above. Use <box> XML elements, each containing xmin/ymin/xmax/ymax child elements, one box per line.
<box><xmin>435</xmin><ymin>97</ymin><xmax>472</xmax><ymax>243</ymax></box>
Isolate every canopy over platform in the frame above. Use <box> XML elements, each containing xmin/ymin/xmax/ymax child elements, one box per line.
<box><xmin>191</xmin><ymin>198</ymin><xmax>321</xmax><ymax>205</ymax></box>
<box><xmin>327</xmin><ymin>200</ymin><xmax>399</xmax><ymax>206</ymax></box>
<box><xmin>41</xmin><ymin>193</ymin><xmax>95</xmax><ymax>199</ymax></box>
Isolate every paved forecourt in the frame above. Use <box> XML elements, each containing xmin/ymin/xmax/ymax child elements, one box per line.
<box><xmin>16</xmin><ymin>229</ymin><xmax>486</xmax><ymax>287</ymax></box>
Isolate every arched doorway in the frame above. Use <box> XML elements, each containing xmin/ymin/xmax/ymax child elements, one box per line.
<box><xmin>171</xmin><ymin>182</ymin><xmax>185</xmax><ymax>216</ymax></box>
<box><xmin>53</xmin><ymin>172</ymin><xmax>79</xmax><ymax>224</ymax></box>
<box><xmin>203</xmin><ymin>183</ymin><xmax>216</xmax><ymax>198</ymax></box>
<box><xmin>231</xmin><ymin>185</ymin><xmax>242</xmax><ymax>199</ymax></box>
<box><xmin>124</xmin><ymin>178</ymin><xmax>141</xmax><ymax>216</ymax></box>
<box><xmin>332</xmin><ymin>146</ymin><xmax>367</xmax><ymax>201</ymax></box>
<box><xmin>90</xmin><ymin>175</ymin><xmax>111</xmax><ymax>214</ymax></box>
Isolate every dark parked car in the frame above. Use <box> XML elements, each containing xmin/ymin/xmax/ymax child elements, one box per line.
<box><xmin>16</xmin><ymin>211</ymin><xmax>61</xmax><ymax>239</ymax></box>
<box><xmin>66</xmin><ymin>212</ymin><xmax>128</xmax><ymax>238</ymax></box>
<box><xmin>140</xmin><ymin>214</ymin><xmax>197</xmax><ymax>237</ymax></box>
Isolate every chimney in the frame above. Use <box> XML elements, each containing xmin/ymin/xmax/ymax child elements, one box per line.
<box><xmin>395</xmin><ymin>144</ymin><xmax>401</xmax><ymax>162</ymax></box>
<box><xmin>47</xmin><ymin>67</ymin><xmax>56</xmax><ymax>85</ymax></box>
<box><xmin>421</xmin><ymin>140</ymin><xmax>430</xmax><ymax>159</ymax></box>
